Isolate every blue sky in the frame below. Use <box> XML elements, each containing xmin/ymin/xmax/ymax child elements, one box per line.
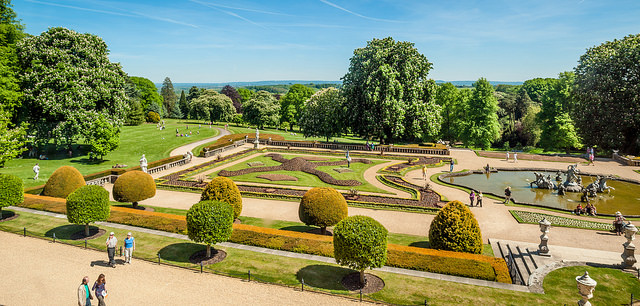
<box><xmin>14</xmin><ymin>0</ymin><xmax>640</xmax><ymax>83</ymax></box>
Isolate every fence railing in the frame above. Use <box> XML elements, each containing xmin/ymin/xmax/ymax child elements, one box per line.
<box><xmin>506</xmin><ymin>252</ymin><xmax>524</xmax><ymax>285</ymax></box>
<box><xmin>3</xmin><ymin>225</ymin><xmax>430</xmax><ymax>305</ymax></box>
<box><xmin>85</xmin><ymin>157</ymin><xmax>190</xmax><ymax>186</ymax></box>
<box><xmin>251</xmin><ymin>138</ymin><xmax>450</xmax><ymax>156</ymax></box>
<box><xmin>203</xmin><ymin>139</ymin><xmax>247</xmax><ymax>158</ymax></box>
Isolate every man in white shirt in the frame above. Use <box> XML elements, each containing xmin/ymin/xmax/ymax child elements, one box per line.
<box><xmin>33</xmin><ymin>163</ymin><xmax>40</xmax><ymax>180</ymax></box>
<box><xmin>106</xmin><ymin>232</ymin><xmax>118</xmax><ymax>267</ymax></box>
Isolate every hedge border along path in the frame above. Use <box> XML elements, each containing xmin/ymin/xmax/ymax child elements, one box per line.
<box><xmin>509</xmin><ymin>210</ymin><xmax>614</xmax><ymax>231</ymax></box>
<box><xmin>16</xmin><ymin>193</ymin><xmax>510</xmax><ymax>284</ymax></box>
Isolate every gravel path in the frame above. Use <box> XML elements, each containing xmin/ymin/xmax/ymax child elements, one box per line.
<box><xmin>0</xmin><ymin>231</ymin><xmax>357</xmax><ymax>305</ymax></box>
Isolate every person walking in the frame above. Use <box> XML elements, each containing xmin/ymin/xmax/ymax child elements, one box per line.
<box><xmin>477</xmin><ymin>191</ymin><xmax>483</xmax><ymax>207</ymax></box>
<box><xmin>33</xmin><ymin>163</ymin><xmax>40</xmax><ymax>180</ymax></box>
<box><xmin>422</xmin><ymin>165</ymin><xmax>428</xmax><ymax>181</ymax></box>
<box><xmin>124</xmin><ymin>232</ymin><xmax>135</xmax><ymax>264</ymax></box>
<box><xmin>92</xmin><ymin>274</ymin><xmax>107</xmax><ymax>306</ymax></box>
<box><xmin>449</xmin><ymin>159</ymin><xmax>454</xmax><ymax>172</ymax></box>
<box><xmin>506</xmin><ymin>151</ymin><xmax>510</xmax><ymax>161</ymax></box>
<box><xmin>503</xmin><ymin>186</ymin><xmax>512</xmax><ymax>204</ymax></box>
<box><xmin>469</xmin><ymin>190</ymin><xmax>475</xmax><ymax>206</ymax></box>
<box><xmin>513</xmin><ymin>152</ymin><xmax>518</xmax><ymax>163</ymax></box>
<box><xmin>77</xmin><ymin>276</ymin><xmax>93</xmax><ymax>306</ymax></box>
<box><xmin>105</xmin><ymin>232</ymin><xmax>117</xmax><ymax>267</ymax></box>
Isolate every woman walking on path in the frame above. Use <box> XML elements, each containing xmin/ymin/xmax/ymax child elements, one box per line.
<box><xmin>506</xmin><ymin>151</ymin><xmax>509</xmax><ymax>161</ymax></box>
<box><xmin>78</xmin><ymin>276</ymin><xmax>93</xmax><ymax>306</ymax></box>
<box><xmin>469</xmin><ymin>190</ymin><xmax>475</xmax><ymax>206</ymax></box>
<box><xmin>477</xmin><ymin>191</ymin><xmax>483</xmax><ymax>207</ymax></box>
<box><xmin>449</xmin><ymin>159</ymin><xmax>454</xmax><ymax>172</ymax></box>
<box><xmin>92</xmin><ymin>274</ymin><xmax>107</xmax><ymax>306</ymax></box>
<box><xmin>124</xmin><ymin>232</ymin><xmax>135</xmax><ymax>264</ymax></box>
<box><xmin>503</xmin><ymin>186</ymin><xmax>512</xmax><ymax>204</ymax></box>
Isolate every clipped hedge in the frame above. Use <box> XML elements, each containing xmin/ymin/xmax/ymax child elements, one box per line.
<box><xmin>429</xmin><ymin>200</ymin><xmax>482</xmax><ymax>254</ymax></box>
<box><xmin>66</xmin><ymin>185</ymin><xmax>110</xmax><ymax>235</ymax></box>
<box><xmin>201</xmin><ymin>177</ymin><xmax>242</xmax><ymax>219</ymax></box>
<box><xmin>187</xmin><ymin>200</ymin><xmax>234</xmax><ymax>255</ymax></box>
<box><xmin>299</xmin><ymin>187</ymin><xmax>348</xmax><ymax>234</ymax></box>
<box><xmin>334</xmin><ymin>216</ymin><xmax>388</xmax><ymax>276</ymax></box>
<box><xmin>113</xmin><ymin>170</ymin><xmax>156</xmax><ymax>208</ymax></box>
<box><xmin>0</xmin><ymin>174</ymin><xmax>23</xmax><ymax>211</ymax></box>
<box><xmin>199</xmin><ymin>133</ymin><xmax>284</xmax><ymax>156</ymax></box>
<box><xmin>43</xmin><ymin>166</ymin><xmax>86</xmax><ymax>198</ymax></box>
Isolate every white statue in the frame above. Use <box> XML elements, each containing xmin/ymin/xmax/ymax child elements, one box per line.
<box><xmin>255</xmin><ymin>127</ymin><xmax>260</xmax><ymax>139</ymax></box>
<box><xmin>140</xmin><ymin>154</ymin><xmax>148</xmax><ymax>173</ymax></box>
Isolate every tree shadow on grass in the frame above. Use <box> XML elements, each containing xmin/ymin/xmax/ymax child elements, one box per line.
<box><xmin>45</xmin><ymin>224</ymin><xmax>100</xmax><ymax>240</ymax></box>
<box><xmin>296</xmin><ymin>265</ymin><xmax>353</xmax><ymax>291</ymax></box>
<box><xmin>409</xmin><ymin>241</ymin><xmax>431</xmax><ymax>248</ymax></box>
<box><xmin>0</xmin><ymin>210</ymin><xmax>16</xmax><ymax>220</ymax></box>
<box><xmin>279</xmin><ymin>225</ymin><xmax>315</xmax><ymax>233</ymax></box>
<box><xmin>158</xmin><ymin>242</ymin><xmax>206</xmax><ymax>263</ymax></box>
<box><xmin>69</xmin><ymin>158</ymin><xmax>110</xmax><ymax>166</ymax></box>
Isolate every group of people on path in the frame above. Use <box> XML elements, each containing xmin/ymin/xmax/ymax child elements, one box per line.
<box><xmin>468</xmin><ymin>190</ymin><xmax>483</xmax><ymax>207</ymax></box>
<box><xmin>586</xmin><ymin>146</ymin><xmax>596</xmax><ymax>165</ymax></box>
<box><xmin>505</xmin><ymin>151</ymin><xmax>518</xmax><ymax>162</ymax></box>
<box><xmin>77</xmin><ymin>274</ymin><xmax>107</xmax><ymax>306</ymax></box>
<box><xmin>106</xmin><ymin>232</ymin><xmax>135</xmax><ymax>267</ymax></box>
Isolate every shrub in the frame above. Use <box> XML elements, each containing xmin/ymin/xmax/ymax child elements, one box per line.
<box><xmin>187</xmin><ymin>200</ymin><xmax>234</xmax><ymax>257</ymax></box>
<box><xmin>112</xmin><ymin>170</ymin><xmax>156</xmax><ymax>209</ymax></box>
<box><xmin>43</xmin><ymin>166</ymin><xmax>86</xmax><ymax>198</ymax></box>
<box><xmin>201</xmin><ymin>177</ymin><xmax>242</xmax><ymax>219</ymax></box>
<box><xmin>429</xmin><ymin>200</ymin><xmax>482</xmax><ymax>254</ymax></box>
<box><xmin>299</xmin><ymin>187</ymin><xmax>348</xmax><ymax>235</ymax></box>
<box><xmin>66</xmin><ymin>185</ymin><xmax>110</xmax><ymax>236</ymax></box>
<box><xmin>146</xmin><ymin>111</ymin><xmax>160</xmax><ymax>123</ymax></box>
<box><xmin>0</xmin><ymin>174</ymin><xmax>23</xmax><ymax>216</ymax></box>
<box><xmin>334</xmin><ymin>215</ymin><xmax>388</xmax><ymax>285</ymax></box>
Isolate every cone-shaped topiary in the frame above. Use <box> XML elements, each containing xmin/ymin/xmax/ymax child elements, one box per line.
<box><xmin>187</xmin><ymin>200</ymin><xmax>234</xmax><ymax>258</ymax></box>
<box><xmin>201</xmin><ymin>177</ymin><xmax>242</xmax><ymax>219</ymax></box>
<box><xmin>43</xmin><ymin>166</ymin><xmax>86</xmax><ymax>198</ymax></box>
<box><xmin>0</xmin><ymin>174</ymin><xmax>23</xmax><ymax>217</ymax></box>
<box><xmin>334</xmin><ymin>215</ymin><xmax>388</xmax><ymax>286</ymax></box>
<box><xmin>299</xmin><ymin>187</ymin><xmax>348</xmax><ymax>235</ymax></box>
<box><xmin>66</xmin><ymin>185</ymin><xmax>110</xmax><ymax>237</ymax></box>
<box><xmin>112</xmin><ymin>170</ymin><xmax>156</xmax><ymax>209</ymax></box>
<box><xmin>429</xmin><ymin>200</ymin><xmax>482</xmax><ymax>254</ymax></box>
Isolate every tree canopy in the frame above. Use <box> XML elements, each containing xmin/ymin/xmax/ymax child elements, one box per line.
<box><xmin>342</xmin><ymin>37</ymin><xmax>438</xmax><ymax>143</ymax></box>
<box><xmin>242</xmin><ymin>90</ymin><xmax>280</xmax><ymax>128</ymax></box>
<box><xmin>279</xmin><ymin>84</ymin><xmax>314</xmax><ymax>130</ymax></box>
<box><xmin>460</xmin><ymin>78</ymin><xmax>501</xmax><ymax>149</ymax></box>
<box><xmin>188</xmin><ymin>89</ymin><xmax>235</xmax><ymax>123</ymax></box>
<box><xmin>17</xmin><ymin>27</ymin><xmax>128</xmax><ymax>148</ymax></box>
<box><xmin>221</xmin><ymin>85</ymin><xmax>242</xmax><ymax>113</ymax></box>
<box><xmin>160</xmin><ymin>77</ymin><xmax>177</xmax><ymax>116</ymax></box>
<box><xmin>574</xmin><ymin>34</ymin><xmax>640</xmax><ymax>154</ymax></box>
<box><xmin>130</xmin><ymin>76</ymin><xmax>163</xmax><ymax>115</ymax></box>
<box><xmin>299</xmin><ymin>87</ymin><xmax>345</xmax><ymax>141</ymax></box>
<box><xmin>537</xmin><ymin>72</ymin><xmax>581</xmax><ymax>151</ymax></box>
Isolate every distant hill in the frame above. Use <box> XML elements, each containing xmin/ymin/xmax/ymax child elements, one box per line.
<box><xmin>435</xmin><ymin>80</ymin><xmax>523</xmax><ymax>86</ymax></box>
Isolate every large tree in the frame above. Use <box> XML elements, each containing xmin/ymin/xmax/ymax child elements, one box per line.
<box><xmin>299</xmin><ymin>87</ymin><xmax>345</xmax><ymax>141</ymax></box>
<box><xmin>574</xmin><ymin>34</ymin><xmax>640</xmax><ymax>154</ymax></box>
<box><xmin>17</xmin><ymin>27</ymin><xmax>128</xmax><ymax>149</ymax></box>
<box><xmin>242</xmin><ymin>90</ymin><xmax>280</xmax><ymax>129</ymax></box>
<box><xmin>177</xmin><ymin>90</ymin><xmax>188</xmax><ymax>119</ymax></box>
<box><xmin>342</xmin><ymin>37</ymin><xmax>438</xmax><ymax>144</ymax></box>
<box><xmin>461</xmin><ymin>78</ymin><xmax>501</xmax><ymax>149</ymax></box>
<box><xmin>237</xmin><ymin>88</ymin><xmax>254</xmax><ymax>104</ymax></box>
<box><xmin>522</xmin><ymin>77</ymin><xmax>555</xmax><ymax>104</ymax></box>
<box><xmin>189</xmin><ymin>89</ymin><xmax>235</xmax><ymax>123</ymax></box>
<box><xmin>537</xmin><ymin>72</ymin><xmax>581</xmax><ymax>151</ymax></box>
<box><xmin>160</xmin><ymin>77</ymin><xmax>177</xmax><ymax>116</ymax></box>
<box><xmin>220</xmin><ymin>85</ymin><xmax>242</xmax><ymax>113</ymax></box>
<box><xmin>435</xmin><ymin>83</ymin><xmax>470</xmax><ymax>142</ymax></box>
<box><xmin>130</xmin><ymin>76</ymin><xmax>163</xmax><ymax>116</ymax></box>
<box><xmin>279</xmin><ymin>84</ymin><xmax>314</xmax><ymax>130</ymax></box>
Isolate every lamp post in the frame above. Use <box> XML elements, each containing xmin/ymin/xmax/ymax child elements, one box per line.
<box><xmin>576</xmin><ymin>271</ymin><xmax>597</xmax><ymax>306</ymax></box>
<box><xmin>538</xmin><ymin>217</ymin><xmax>551</xmax><ymax>256</ymax></box>
<box><xmin>622</xmin><ymin>222</ymin><xmax>638</xmax><ymax>269</ymax></box>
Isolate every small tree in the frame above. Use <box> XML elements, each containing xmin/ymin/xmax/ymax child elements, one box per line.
<box><xmin>333</xmin><ymin>215</ymin><xmax>388</xmax><ymax>286</ymax></box>
<box><xmin>429</xmin><ymin>200</ymin><xmax>482</xmax><ymax>254</ymax></box>
<box><xmin>0</xmin><ymin>174</ymin><xmax>23</xmax><ymax>218</ymax></box>
<box><xmin>146</xmin><ymin>111</ymin><xmax>160</xmax><ymax>123</ymax></box>
<box><xmin>66</xmin><ymin>185</ymin><xmax>110</xmax><ymax>236</ymax></box>
<box><xmin>112</xmin><ymin>171</ymin><xmax>156</xmax><ymax>209</ymax></box>
<box><xmin>186</xmin><ymin>200</ymin><xmax>234</xmax><ymax>258</ymax></box>
<box><xmin>299</xmin><ymin>187</ymin><xmax>348</xmax><ymax>235</ymax></box>
<box><xmin>43</xmin><ymin>166</ymin><xmax>86</xmax><ymax>198</ymax></box>
<box><xmin>201</xmin><ymin>177</ymin><xmax>242</xmax><ymax>219</ymax></box>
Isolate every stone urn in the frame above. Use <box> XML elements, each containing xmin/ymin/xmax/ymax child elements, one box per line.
<box><xmin>622</xmin><ymin>222</ymin><xmax>638</xmax><ymax>269</ymax></box>
<box><xmin>576</xmin><ymin>271</ymin><xmax>597</xmax><ymax>306</ymax></box>
<box><xmin>538</xmin><ymin>217</ymin><xmax>551</xmax><ymax>256</ymax></box>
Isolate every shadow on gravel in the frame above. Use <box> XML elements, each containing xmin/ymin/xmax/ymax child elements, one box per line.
<box><xmin>296</xmin><ymin>264</ymin><xmax>353</xmax><ymax>291</ymax></box>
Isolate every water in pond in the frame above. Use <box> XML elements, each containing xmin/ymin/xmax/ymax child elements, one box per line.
<box><xmin>444</xmin><ymin>171</ymin><xmax>640</xmax><ymax>215</ymax></box>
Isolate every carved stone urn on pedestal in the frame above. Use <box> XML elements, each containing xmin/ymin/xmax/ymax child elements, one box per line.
<box><xmin>622</xmin><ymin>222</ymin><xmax>638</xmax><ymax>269</ymax></box>
<box><xmin>576</xmin><ymin>271</ymin><xmax>597</xmax><ymax>306</ymax></box>
<box><xmin>538</xmin><ymin>217</ymin><xmax>551</xmax><ymax>256</ymax></box>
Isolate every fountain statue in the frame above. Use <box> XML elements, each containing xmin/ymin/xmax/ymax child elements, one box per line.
<box><xmin>530</xmin><ymin>164</ymin><xmax>615</xmax><ymax>197</ymax></box>
<box><xmin>530</xmin><ymin>172</ymin><xmax>556</xmax><ymax>190</ymax></box>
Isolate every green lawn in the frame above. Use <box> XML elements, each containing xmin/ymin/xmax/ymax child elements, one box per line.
<box><xmin>1</xmin><ymin>119</ymin><xmax>219</xmax><ymax>188</ymax></box>
<box><xmin>208</xmin><ymin>153</ymin><xmax>392</xmax><ymax>194</ymax></box>
<box><xmin>2</xmin><ymin>209</ymin><xmax>637</xmax><ymax>305</ymax></box>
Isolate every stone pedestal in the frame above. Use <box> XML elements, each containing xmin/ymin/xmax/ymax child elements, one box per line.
<box><xmin>253</xmin><ymin>138</ymin><xmax>260</xmax><ymax>149</ymax></box>
<box><xmin>576</xmin><ymin>271</ymin><xmax>597</xmax><ymax>306</ymax></box>
<box><xmin>538</xmin><ymin>217</ymin><xmax>551</xmax><ymax>256</ymax></box>
<box><xmin>622</xmin><ymin>222</ymin><xmax>638</xmax><ymax>269</ymax></box>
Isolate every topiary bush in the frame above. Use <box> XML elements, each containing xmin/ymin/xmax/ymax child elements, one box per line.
<box><xmin>112</xmin><ymin>170</ymin><xmax>156</xmax><ymax>209</ymax></box>
<box><xmin>201</xmin><ymin>177</ymin><xmax>242</xmax><ymax>219</ymax></box>
<box><xmin>146</xmin><ymin>111</ymin><xmax>160</xmax><ymax>123</ymax></box>
<box><xmin>299</xmin><ymin>187</ymin><xmax>348</xmax><ymax>235</ymax></box>
<box><xmin>43</xmin><ymin>166</ymin><xmax>86</xmax><ymax>198</ymax></box>
<box><xmin>429</xmin><ymin>200</ymin><xmax>482</xmax><ymax>254</ymax></box>
<box><xmin>334</xmin><ymin>215</ymin><xmax>388</xmax><ymax>286</ymax></box>
<box><xmin>0</xmin><ymin>174</ymin><xmax>23</xmax><ymax>217</ymax></box>
<box><xmin>187</xmin><ymin>200</ymin><xmax>234</xmax><ymax>258</ymax></box>
<box><xmin>66</xmin><ymin>185</ymin><xmax>110</xmax><ymax>236</ymax></box>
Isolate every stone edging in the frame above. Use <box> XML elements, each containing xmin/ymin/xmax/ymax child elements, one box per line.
<box><xmin>528</xmin><ymin>261</ymin><xmax>587</xmax><ymax>294</ymax></box>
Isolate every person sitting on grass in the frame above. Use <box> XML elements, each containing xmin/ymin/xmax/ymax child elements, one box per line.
<box><xmin>585</xmin><ymin>203</ymin><xmax>597</xmax><ymax>216</ymax></box>
<box><xmin>614</xmin><ymin>211</ymin><xmax>626</xmax><ymax>235</ymax></box>
<box><xmin>573</xmin><ymin>204</ymin><xmax>584</xmax><ymax>215</ymax></box>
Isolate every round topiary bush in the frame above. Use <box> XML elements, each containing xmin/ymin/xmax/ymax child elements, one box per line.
<box><xmin>187</xmin><ymin>200</ymin><xmax>234</xmax><ymax>258</ymax></box>
<box><xmin>429</xmin><ymin>200</ymin><xmax>482</xmax><ymax>254</ymax></box>
<box><xmin>299</xmin><ymin>187</ymin><xmax>348</xmax><ymax>235</ymax></box>
<box><xmin>66</xmin><ymin>185</ymin><xmax>110</xmax><ymax>237</ymax></box>
<box><xmin>0</xmin><ymin>174</ymin><xmax>23</xmax><ymax>217</ymax></box>
<box><xmin>201</xmin><ymin>177</ymin><xmax>242</xmax><ymax>219</ymax></box>
<box><xmin>43</xmin><ymin>166</ymin><xmax>86</xmax><ymax>198</ymax></box>
<box><xmin>334</xmin><ymin>215</ymin><xmax>388</xmax><ymax>286</ymax></box>
<box><xmin>112</xmin><ymin>170</ymin><xmax>156</xmax><ymax>209</ymax></box>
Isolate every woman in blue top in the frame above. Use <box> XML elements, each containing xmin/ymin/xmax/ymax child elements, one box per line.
<box><xmin>92</xmin><ymin>274</ymin><xmax>106</xmax><ymax>306</ymax></box>
<box><xmin>124</xmin><ymin>232</ymin><xmax>135</xmax><ymax>264</ymax></box>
